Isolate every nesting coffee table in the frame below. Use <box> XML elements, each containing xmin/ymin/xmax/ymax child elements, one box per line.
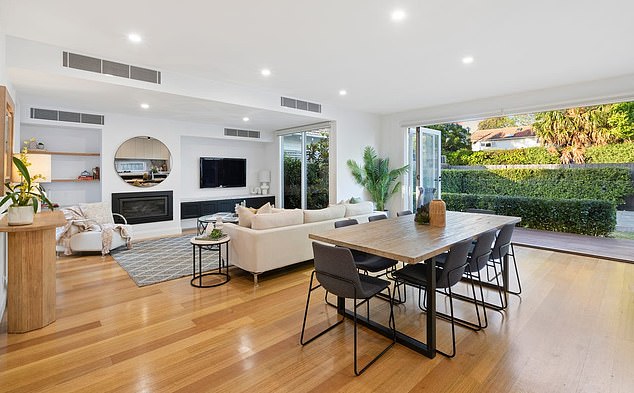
<box><xmin>197</xmin><ymin>212</ymin><xmax>238</xmax><ymax>235</ymax></box>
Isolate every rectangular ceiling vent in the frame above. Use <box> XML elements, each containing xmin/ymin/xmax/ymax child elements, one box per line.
<box><xmin>224</xmin><ymin>128</ymin><xmax>261</xmax><ymax>139</ymax></box>
<box><xmin>62</xmin><ymin>51</ymin><xmax>161</xmax><ymax>84</ymax></box>
<box><xmin>30</xmin><ymin>108</ymin><xmax>105</xmax><ymax>125</ymax></box>
<box><xmin>281</xmin><ymin>96</ymin><xmax>322</xmax><ymax>113</ymax></box>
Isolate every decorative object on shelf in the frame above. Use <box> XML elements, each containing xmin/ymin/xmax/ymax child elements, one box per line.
<box><xmin>250</xmin><ymin>186</ymin><xmax>261</xmax><ymax>195</ymax></box>
<box><xmin>346</xmin><ymin>146</ymin><xmax>409</xmax><ymax>211</ymax></box>
<box><xmin>36</xmin><ymin>142</ymin><xmax>45</xmax><ymax>150</ymax></box>
<box><xmin>92</xmin><ymin>166</ymin><xmax>100</xmax><ymax>180</ymax></box>
<box><xmin>78</xmin><ymin>170</ymin><xmax>93</xmax><ymax>180</ymax></box>
<box><xmin>259</xmin><ymin>170</ymin><xmax>271</xmax><ymax>195</ymax></box>
<box><xmin>25</xmin><ymin>138</ymin><xmax>37</xmax><ymax>150</ymax></box>
<box><xmin>414</xmin><ymin>186</ymin><xmax>435</xmax><ymax>225</ymax></box>
<box><xmin>429</xmin><ymin>199</ymin><xmax>446</xmax><ymax>227</ymax></box>
<box><xmin>2</xmin><ymin>155</ymin><xmax>54</xmax><ymax>225</ymax></box>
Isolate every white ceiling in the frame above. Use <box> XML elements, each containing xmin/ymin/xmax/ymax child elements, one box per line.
<box><xmin>2</xmin><ymin>0</ymin><xmax>634</xmax><ymax>115</ymax></box>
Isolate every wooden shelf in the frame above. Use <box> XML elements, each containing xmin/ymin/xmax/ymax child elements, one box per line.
<box><xmin>28</xmin><ymin>150</ymin><xmax>100</xmax><ymax>157</ymax></box>
<box><xmin>51</xmin><ymin>179</ymin><xmax>100</xmax><ymax>183</ymax></box>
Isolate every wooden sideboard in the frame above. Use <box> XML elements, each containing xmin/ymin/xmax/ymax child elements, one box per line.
<box><xmin>0</xmin><ymin>211</ymin><xmax>66</xmax><ymax>333</ymax></box>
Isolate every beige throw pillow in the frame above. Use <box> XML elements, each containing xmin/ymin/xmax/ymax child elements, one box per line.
<box><xmin>79</xmin><ymin>202</ymin><xmax>114</xmax><ymax>226</ymax></box>
<box><xmin>343</xmin><ymin>201</ymin><xmax>374</xmax><ymax>217</ymax></box>
<box><xmin>304</xmin><ymin>205</ymin><xmax>346</xmax><ymax>223</ymax></box>
<box><xmin>237</xmin><ymin>202</ymin><xmax>274</xmax><ymax>227</ymax></box>
<box><xmin>251</xmin><ymin>209</ymin><xmax>304</xmax><ymax>230</ymax></box>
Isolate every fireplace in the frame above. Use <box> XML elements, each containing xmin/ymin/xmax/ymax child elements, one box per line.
<box><xmin>112</xmin><ymin>191</ymin><xmax>173</xmax><ymax>224</ymax></box>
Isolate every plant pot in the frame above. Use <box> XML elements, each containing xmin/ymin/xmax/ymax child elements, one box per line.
<box><xmin>8</xmin><ymin>205</ymin><xmax>35</xmax><ymax>226</ymax></box>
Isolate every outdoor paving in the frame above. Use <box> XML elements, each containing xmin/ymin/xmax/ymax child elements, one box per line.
<box><xmin>513</xmin><ymin>228</ymin><xmax>634</xmax><ymax>263</ymax></box>
<box><xmin>616</xmin><ymin>211</ymin><xmax>634</xmax><ymax>232</ymax></box>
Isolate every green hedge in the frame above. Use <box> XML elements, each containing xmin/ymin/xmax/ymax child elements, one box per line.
<box><xmin>442</xmin><ymin>167</ymin><xmax>633</xmax><ymax>204</ymax></box>
<box><xmin>443</xmin><ymin>193</ymin><xmax>616</xmax><ymax>236</ymax></box>
<box><xmin>585</xmin><ymin>142</ymin><xmax>634</xmax><ymax>163</ymax></box>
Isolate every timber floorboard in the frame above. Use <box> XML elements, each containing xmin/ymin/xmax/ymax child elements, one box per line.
<box><xmin>0</xmin><ymin>247</ymin><xmax>633</xmax><ymax>392</ymax></box>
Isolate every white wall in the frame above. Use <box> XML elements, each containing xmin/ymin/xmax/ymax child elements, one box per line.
<box><xmin>100</xmin><ymin>113</ymin><xmax>278</xmax><ymax>239</ymax></box>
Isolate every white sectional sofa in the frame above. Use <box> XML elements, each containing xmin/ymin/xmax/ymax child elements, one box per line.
<box><xmin>223</xmin><ymin>202</ymin><xmax>378</xmax><ymax>284</ymax></box>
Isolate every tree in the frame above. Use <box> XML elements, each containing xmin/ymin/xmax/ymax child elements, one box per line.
<box><xmin>477</xmin><ymin>116</ymin><xmax>517</xmax><ymax>130</ymax></box>
<box><xmin>532</xmin><ymin>105</ymin><xmax>616</xmax><ymax>163</ymax></box>
<box><xmin>425</xmin><ymin>123</ymin><xmax>471</xmax><ymax>152</ymax></box>
<box><xmin>346</xmin><ymin>146</ymin><xmax>409</xmax><ymax>211</ymax></box>
<box><xmin>608</xmin><ymin>102</ymin><xmax>634</xmax><ymax>141</ymax></box>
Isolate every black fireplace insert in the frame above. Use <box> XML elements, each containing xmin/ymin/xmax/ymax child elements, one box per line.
<box><xmin>112</xmin><ymin>191</ymin><xmax>173</xmax><ymax>224</ymax></box>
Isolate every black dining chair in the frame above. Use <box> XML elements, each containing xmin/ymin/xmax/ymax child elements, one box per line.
<box><xmin>465</xmin><ymin>209</ymin><xmax>522</xmax><ymax>295</ymax></box>
<box><xmin>485</xmin><ymin>223</ymin><xmax>518</xmax><ymax>308</ymax></box>
<box><xmin>301</xmin><ymin>242</ymin><xmax>396</xmax><ymax>376</ymax></box>
<box><xmin>396</xmin><ymin>210</ymin><xmax>413</xmax><ymax>217</ymax></box>
<box><xmin>368</xmin><ymin>214</ymin><xmax>387</xmax><ymax>222</ymax></box>
<box><xmin>392</xmin><ymin>239</ymin><xmax>472</xmax><ymax>357</ymax></box>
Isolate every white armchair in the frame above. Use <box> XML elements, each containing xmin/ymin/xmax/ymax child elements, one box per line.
<box><xmin>56</xmin><ymin>203</ymin><xmax>133</xmax><ymax>255</ymax></box>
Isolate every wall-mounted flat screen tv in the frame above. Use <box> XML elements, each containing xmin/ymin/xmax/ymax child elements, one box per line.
<box><xmin>200</xmin><ymin>157</ymin><xmax>247</xmax><ymax>188</ymax></box>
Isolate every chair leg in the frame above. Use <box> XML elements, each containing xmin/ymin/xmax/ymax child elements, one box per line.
<box><xmin>473</xmin><ymin>270</ymin><xmax>488</xmax><ymax>329</ymax></box>
<box><xmin>436</xmin><ymin>285</ymin><xmax>457</xmax><ymax>358</ymax></box>
<box><xmin>507</xmin><ymin>244</ymin><xmax>522</xmax><ymax>295</ymax></box>
<box><xmin>300</xmin><ymin>272</ymin><xmax>343</xmax><ymax>346</ymax></box>
<box><xmin>353</xmin><ymin>288</ymin><xmax>396</xmax><ymax>376</ymax></box>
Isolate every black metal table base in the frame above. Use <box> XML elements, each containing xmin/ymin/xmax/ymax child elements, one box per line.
<box><xmin>191</xmin><ymin>241</ymin><xmax>230</xmax><ymax>288</ymax></box>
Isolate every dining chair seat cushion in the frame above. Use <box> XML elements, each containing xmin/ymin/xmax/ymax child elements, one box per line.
<box><xmin>355</xmin><ymin>254</ymin><xmax>398</xmax><ymax>273</ymax></box>
<box><xmin>392</xmin><ymin>264</ymin><xmax>429</xmax><ymax>286</ymax></box>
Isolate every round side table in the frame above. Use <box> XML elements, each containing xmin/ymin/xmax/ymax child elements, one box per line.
<box><xmin>190</xmin><ymin>235</ymin><xmax>231</xmax><ymax>288</ymax></box>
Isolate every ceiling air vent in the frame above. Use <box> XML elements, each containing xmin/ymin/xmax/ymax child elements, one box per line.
<box><xmin>62</xmin><ymin>51</ymin><xmax>161</xmax><ymax>84</ymax></box>
<box><xmin>30</xmin><ymin>108</ymin><xmax>105</xmax><ymax>126</ymax></box>
<box><xmin>281</xmin><ymin>96</ymin><xmax>322</xmax><ymax>113</ymax></box>
<box><xmin>224</xmin><ymin>128</ymin><xmax>261</xmax><ymax>139</ymax></box>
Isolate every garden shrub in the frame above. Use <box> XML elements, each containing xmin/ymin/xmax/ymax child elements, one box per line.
<box><xmin>442</xmin><ymin>167</ymin><xmax>633</xmax><ymax>205</ymax></box>
<box><xmin>465</xmin><ymin>147</ymin><xmax>559</xmax><ymax>165</ymax></box>
<box><xmin>585</xmin><ymin>142</ymin><xmax>634</xmax><ymax>163</ymax></box>
<box><xmin>443</xmin><ymin>193</ymin><xmax>616</xmax><ymax>236</ymax></box>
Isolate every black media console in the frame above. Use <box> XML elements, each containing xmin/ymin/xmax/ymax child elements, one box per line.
<box><xmin>181</xmin><ymin>196</ymin><xmax>275</xmax><ymax>219</ymax></box>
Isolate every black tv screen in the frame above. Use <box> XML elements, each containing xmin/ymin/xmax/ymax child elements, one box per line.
<box><xmin>200</xmin><ymin>157</ymin><xmax>246</xmax><ymax>188</ymax></box>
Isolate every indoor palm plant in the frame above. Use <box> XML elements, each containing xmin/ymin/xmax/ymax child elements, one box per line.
<box><xmin>346</xmin><ymin>146</ymin><xmax>409</xmax><ymax>211</ymax></box>
<box><xmin>1</xmin><ymin>153</ymin><xmax>54</xmax><ymax>225</ymax></box>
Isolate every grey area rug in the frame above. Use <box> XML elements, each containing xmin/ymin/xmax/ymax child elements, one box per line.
<box><xmin>111</xmin><ymin>234</ymin><xmax>219</xmax><ymax>287</ymax></box>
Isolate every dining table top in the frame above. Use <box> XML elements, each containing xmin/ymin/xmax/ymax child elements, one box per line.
<box><xmin>308</xmin><ymin>211</ymin><xmax>521</xmax><ymax>263</ymax></box>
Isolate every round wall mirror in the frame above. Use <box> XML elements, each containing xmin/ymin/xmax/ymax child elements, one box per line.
<box><xmin>114</xmin><ymin>136</ymin><xmax>171</xmax><ymax>187</ymax></box>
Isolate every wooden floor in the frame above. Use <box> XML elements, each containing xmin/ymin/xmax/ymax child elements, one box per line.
<box><xmin>513</xmin><ymin>228</ymin><xmax>634</xmax><ymax>263</ymax></box>
<box><xmin>1</xmin><ymin>247</ymin><xmax>634</xmax><ymax>392</ymax></box>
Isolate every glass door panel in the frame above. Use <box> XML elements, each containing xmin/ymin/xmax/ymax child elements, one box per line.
<box><xmin>282</xmin><ymin>133</ymin><xmax>302</xmax><ymax>209</ymax></box>
<box><xmin>407</xmin><ymin>127</ymin><xmax>441</xmax><ymax>211</ymax></box>
<box><xmin>305</xmin><ymin>130</ymin><xmax>329</xmax><ymax>209</ymax></box>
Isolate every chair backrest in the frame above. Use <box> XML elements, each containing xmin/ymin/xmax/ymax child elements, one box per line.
<box><xmin>491</xmin><ymin>223</ymin><xmax>515</xmax><ymax>260</ymax></box>
<box><xmin>396</xmin><ymin>210</ymin><xmax>413</xmax><ymax>217</ymax></box>
<box><xmin>312</xmin><ymin>242</ymin><xmax>363</xmax><ymax>299</ymax></box>
<box><xmin>436</xmin><ymin>239</ymin><xmax>471</xmax><ymax>289</ymax></box>
<box><xmin>368</xmin><ymin>214</ymin><xmax>387</xmax><ymax>222</ymax></box>
<box><xmin>468</xmin><ymin>229</ymin><xmax>497</xmax><ymax>272</ymax></box>
<box><xmin>334</xmin><ymin>219</ymin><xmax>358</xmax><ymax>228</ymax></box>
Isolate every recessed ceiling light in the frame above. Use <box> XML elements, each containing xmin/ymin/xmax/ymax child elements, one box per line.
<box><xmin>391</xmin><ymin>9</ymin><xmax>406</xmax><ymax>21</ymax></box>
<box><xmin>462</xmin><ymin>56</ymin><xmax>475</xmax><ymax>64</ymax></box>
<box><xmin>140</xmin><ymin>103</ymin><xmax>149</xmax><ymax>109</ymax></box>
<box><xmin>128</xmin><ymin>33</ymin><xmax>142</xmax><ymax>43</ymax></box>
<box><xmin>243</xmin><ymin>117</ymin><xmax>250</xmax><ymax>122</ymax></box>
<box><xmin>261</xmin><ymin>68</ymin><xmax>271</xmax><ymax>77</ymax></box>
<box><xmin>339</xmin><ymin>90</ymin><xmax>347</xmax><ymax>96</ymax></box>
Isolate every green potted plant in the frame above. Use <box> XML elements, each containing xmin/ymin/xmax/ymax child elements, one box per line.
<box><xmin>346</xmin><ymin>146</ymin><xmax>409</xmax><ymax>211</ymax></box>
<box><xmin>1</xmin><ymin>155</ymin><xmax>54</xmax><ymax>226</ymax></box>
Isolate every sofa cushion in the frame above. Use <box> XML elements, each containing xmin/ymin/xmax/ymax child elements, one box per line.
<box><xmin>79</xmin><ymin>202</ymin><xmax>114</xmax><ymax>225</ymax></box>
<box><xmin>304</xmin><ymin>205</ymin><xmax>346</xmax><ymax>223</ymax></box>
<box><xmin>251</xmin><ymin>209</ymin><xmax>304</xmax><ymax>230</ymax></box>
<box><xmin>237</xmin><ymin>202</ymin><xmax>273</xmax><ymax>227</ymax></box>
<box><xmin>344</xmin><ymin>201</ymin><xmax>374</xmax><ymax>217</ymax></box>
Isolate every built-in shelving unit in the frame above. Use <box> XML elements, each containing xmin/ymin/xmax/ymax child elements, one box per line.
<box><xmin>20</xmin><ymin>122</ymin><xmax>102</xmax><ymax>207</ymax></box>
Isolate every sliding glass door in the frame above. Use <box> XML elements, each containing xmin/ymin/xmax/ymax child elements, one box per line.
<box><xmin>280</xmin><ymin>125</ymin><xmax>330</xmax><ymax>209</ymax></box>
<box><xmin>407</xmin><ymin>127</ymin><xmax>441</xmax><ymax>210</ymax></box>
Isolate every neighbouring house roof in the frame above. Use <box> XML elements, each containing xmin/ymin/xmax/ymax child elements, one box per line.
<box><xmin>470</xmin><ymin>126</ymin><xmax>536</xmax><ymax>143</ymax></box>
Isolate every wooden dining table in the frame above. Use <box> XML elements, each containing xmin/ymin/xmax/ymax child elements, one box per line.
<box><xmin>308</xmin><ymin>211</ymin><xmax>521</xmax><ymax>358</ymax></box>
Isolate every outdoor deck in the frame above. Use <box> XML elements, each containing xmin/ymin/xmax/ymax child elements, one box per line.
<box><xmin>513</xmin><ymin>228</ymin><xmax>634</xmax><ymax>263</ymax></box>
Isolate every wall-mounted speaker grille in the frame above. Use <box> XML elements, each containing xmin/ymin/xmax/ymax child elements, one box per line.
<box><xmin>62</xmin><ymin>51</ymin><xmax>161</xmax><ymax>84</ymax></box>
<box><xmin>224</xmin><ymin>128</ymin><xmax>261</xmax><ymax>139</ymax></box>
<box><xmin>281</xmin><ymin>96</ymin><xmax>322</xmax><ymax>113</ymax></box>
<box><xmin>30</xmin><ymin>108</ymin><xmax>105</xmax><ymax>125</ymax></box>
